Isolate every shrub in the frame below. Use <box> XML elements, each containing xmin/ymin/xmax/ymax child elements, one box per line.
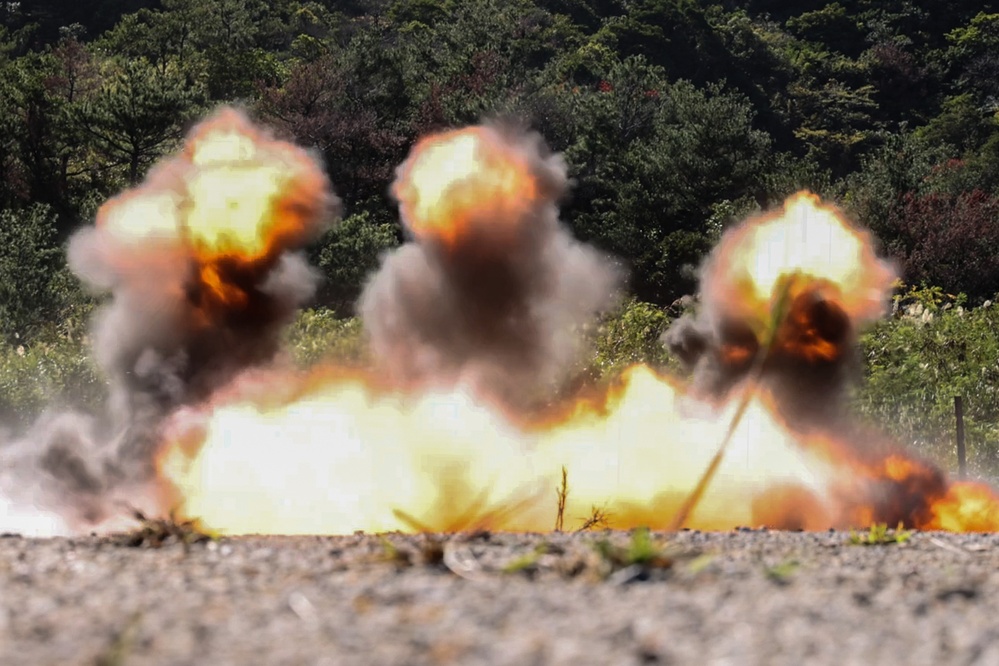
<box><xmin>0</xmin><ymin>335</ymin><xmax>105</xmax><ymax>426</ymax></box>
<box><xmin>585</xmin><ymin>299</ymin><xmax>679</xmax><ymax>379</ymax></box>
<box><xmin>853</xmin><ymin>287</ymin><xmax>999</xmax><ymax>478</ymax></box>
<box><xmin>0</xmin><ymin>204</ymin><xmax>88</xmax><ymax>344</ymax></box>
<box><xmin>283</xmin><ymin>309</ymin><xmax>367</xmax><ymax>368</ymax></box>
<box><xmin>885</xmin><ymin>190</ymin><xmax>999</xmax><ymax>304</ymax></box>
<box><xmin>312</xmin><ymin>211</ymin><xmax>400</xmax><ymax>315</ymax></box>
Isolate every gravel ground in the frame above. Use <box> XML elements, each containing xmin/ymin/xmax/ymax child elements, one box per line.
<box><xmin>3</xmin><ymin>528</ymin><xmax>999</xmax><ymax>666</ymax></box>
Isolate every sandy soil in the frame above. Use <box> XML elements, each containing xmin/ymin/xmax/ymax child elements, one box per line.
<box><xmin>2</xmin><ymin>528</ymin><xmax>998</xmax><ymax>666</ymax></box>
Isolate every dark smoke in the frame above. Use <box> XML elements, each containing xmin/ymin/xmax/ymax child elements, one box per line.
<box><xmin>664</xmin><ymin>285</ymin><xmax>859</xmax><ymax>426</ymax></box>
<box><xmin>662</xmin><ymin>196</ymin><xmax>896</xmax><ymax>428</ymax></box>
<box><xmin>359</xmin><ymin>125</ymin><xmax>623</xmax><ymax>405</ymax></box>
<box><xmin>658</xmin><ymin>197</ymin><xmax>969</xmax><ymax>529</ymax></box>
<box><xmin>0</xmin><ymin>108</ymin><xmax>339</xmax><ymax>534</ymax></box>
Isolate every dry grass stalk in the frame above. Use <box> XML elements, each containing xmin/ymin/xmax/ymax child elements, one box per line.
<box><xmin>110</xmin><ymin>508</ymin><xmax>216</xmax><ymax>549</ymax></box>
<box><xmin>555</xmin><ymin>466</ymin><xmax>568</xmax><ymax>532</ymax></box>
<box><xmin>577</xmin><ymin>505</ymin><xmax>610</xmax><ymax>532</ymax></box>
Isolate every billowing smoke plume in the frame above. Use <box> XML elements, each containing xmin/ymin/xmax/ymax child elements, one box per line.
<box><xmin>664</xmin><ymin>193</ymin><xmax>897</xmax><ymax>426</ymax></box>
<box><xmin>359</xmin><ymin>125</ymin><xmax>623</xmax><ymax>404</ymax></box>
<box><xmin>0</xmin><ymin>108</ymin><xmax>339</xmax><ymax>533</ymax></box>
<box><xmin>659</xmin><ymin>193</ymin><xmax>976</xmax><ymax>528</ymax></box>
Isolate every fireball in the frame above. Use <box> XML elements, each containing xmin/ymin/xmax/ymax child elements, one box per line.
<box><xmin>140</xmin><ymin>125</ymin><xmax>999</xmax><ymax>538</ymax></box>
<box><xmin>95</xmin><ymin>108</ymin><xmax>332</xmax><ymax>266</ymax></box>
<box><xmin>182</xmin><ymin>111</ymin><xmax>330</xmax><ymax>262</ymax></box>
<box><xmin>392</xmin><ymin>126</ymin><xmax>539</xmax><ymax>246</ymax></box>
<box><xmin>704</xmin><ymin>192</ymin><xmax>896</xmax><ymax>334</ymax></box>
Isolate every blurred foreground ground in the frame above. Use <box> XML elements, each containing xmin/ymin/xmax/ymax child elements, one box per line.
<box><xmin>2</xmin><ymin>529</ymin><xmax>998</xmax><ymax>665</ymax></box>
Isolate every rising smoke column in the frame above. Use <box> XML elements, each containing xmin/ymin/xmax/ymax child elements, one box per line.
<box><xmin>660</xmin><ymin>192</ymin><xmax>999</xmax><ymax>529</ymax></box>
<box><xmin>664</xmin><ymin>192</ymin><xmax>897</xmax><ymax>426</ymax></box>
<box><xmin>0</xmin><ymin>107</ymin><xmax>339</xmax><ymax>533</ymax></box>
<box><xmin>359</xmin><ymin>125</ymin><xmax>623</xmax><ymax>405</ymax></box>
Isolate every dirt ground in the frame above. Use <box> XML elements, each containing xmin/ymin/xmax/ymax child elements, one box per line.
<box><xmin>2</xmin><ymin>528</ymin><xmax>998</xmax><ymax>666</ymax></box>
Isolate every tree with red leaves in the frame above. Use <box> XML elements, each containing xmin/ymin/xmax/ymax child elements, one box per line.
<box><xmin>887</xmin><ymin>190</ymin><xmax>999</xmax><ymax>302</ymax></box>
<box><xmin>256</xmin><ymin>54</ymin><xmax>408</xmax><ymax>212</ymax></box>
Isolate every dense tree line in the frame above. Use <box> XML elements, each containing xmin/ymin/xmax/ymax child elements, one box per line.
<box><xmin>2</xmin><ymin>0</ymin><xmax>999</xmax><ymax>341</ymax></box>
<box><xmin>6</xmin><ymin>0</ymin><xmax>999</xmax><ymax>474</ymax></box>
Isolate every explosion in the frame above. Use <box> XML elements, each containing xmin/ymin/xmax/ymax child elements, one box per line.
<box><xmin>359</xmin><ymin>123</ymin><xmax>622</xmax><ymax>404</ymax></box>
<box><xmin>3</xmin><ymin>108</ymin><xmax>999</xmax><ymax>537</ymax></box>
<box><xmin>391</xmin><ymin>126</ymin><xmax>541</xmax><ymax>247</ymax></box>
<box><xmin>706</xmin><ymin>191</ymin><xmax>894</xmax><ymax>327</ymax></box>
<box><xmin>0</xmin><ymin>107</ymin><xmax>337</xmax><ymax>534</ymax></box>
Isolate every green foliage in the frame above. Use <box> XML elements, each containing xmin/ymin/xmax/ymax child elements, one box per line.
<box><xmin>854</xmin><ymin>287</ymin><xmax>999</xmax><ymax>476</ymax></box>
<box><xmin>916</xmin><ymin>94</ymin><xmax>996</xmax><ymax>153</ymax></box>
<box><xmin>0</xmin><ymin>205</ymin><xmax>88</xmax><ymax>344</ymax></box>
<box><xmin>73</xmin><ymin>57</ymin><xmax>203</xmax><ymax>183</ymax></box>
<box><xmin>0</xmin><ymin>333</ymin><xmax>105</xmax><ymax>426</ymax></box>
<box><xmin>554</xmin><ymin>54</ymin><xmax>772</xmax><ymax>302</ymax></box>
<box><xmin>283</xmin><ymin>310</ymin><xmax>366</xmax><ymax>368</ymax></box>
<box><xmin>848</xmin><ymin>523</ymin><xmax>911</xmax><ymax>546</ymax></box>
<box><xmin>312</xmin><ymin>212</ymin><xmax>400</xmax><ymax>314</ymax></box>
<box><xmin>841</xmin><ymin>132</ymin><xmax>953</xmax><ymax>253</ymax></box>
<box><xmin>785</xmin><ymin>3</ymin><xmax>863</xmax><ymax>56</ymax></box>
<box><xmin>587</xmin><ymin>299</ymin><xmax>675</xmax><ymax>378</ymax></box>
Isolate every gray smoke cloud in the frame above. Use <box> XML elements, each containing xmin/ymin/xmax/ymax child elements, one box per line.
<box><xmin>359</xmin><ymin>124</ymin><xmax>624</xmax><ymax>405</ymax></box>
<box><xmin>662</xmin><ymin>196</ymin><xmax>897</xmax><ymax>428</ymax></box>
<box><xmin>657</xmin><ymin>195</ymin><xmax>965</xmax><ymax>529</ymax></box>
<box><xmin>663</xmin><ymin>288</ymin><xmax>859</xmax><ymax>425</ymax></box>
<box><xmin>0</xmin><ymin>108</ymin><xmax>339</xmax><ymax>534</ymax></box>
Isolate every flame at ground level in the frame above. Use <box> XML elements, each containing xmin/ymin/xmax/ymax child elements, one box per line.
<box><xmin>157</xmin><ymin>364</ymin><xmax>999</xmax><ymax>535</ymax></box>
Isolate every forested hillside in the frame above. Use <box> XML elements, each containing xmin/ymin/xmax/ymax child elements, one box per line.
<box><xmin>3</xmin><ymin>0</ymin><xmax>999</xmax><ymax>472</ymax></box>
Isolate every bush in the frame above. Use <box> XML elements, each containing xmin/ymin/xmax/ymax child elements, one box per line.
<box><xmin>853</xmin><ymin>287</ymin><xmax>999</xmax><ymax>478</ymax></box>
<box><xmin>0</xmin><ymin>204</ymin><xmax>88</xmax><ymax>344</ymax></box>
<box><xmin>312</xmin><ymin>211</ymin><xmax>400</xmax><ymax>314</ymax></box>
<box><xmin>283</xmin><ymin>309</ymin><xmax>367</xmax><ymax>368</ymax></box>
<box><xmin>885</xmin><ymin>190</ymin><xmax>999</xmax><ymax>303</ymax></box>
<box><xmin>0</xmin><ymin>335</ymin><xmax>105</xmax><ymax>426</ymax></box>
<box><xmin>584</xmin><ymin>299</ymin><xmax>680</xmax><ymax>379</ymax></box>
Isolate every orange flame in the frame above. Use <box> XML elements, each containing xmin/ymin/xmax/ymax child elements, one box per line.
<box><xmin>180</xmin><ymin>110</ymin><xmax>329</xmax><ymax>263</ymax></box>
<box><xmin>151</xmin><ymin>171</ymin><xmax>999</xmax><ymax>536</ymax></box>
<box><xmin>706</xmin><ymin>192</ymin><xmax>896</xmax><ymax>332</ymax></box>
<box><xmin>92</xmin><ymin>108</ymin><xmax>332</xmax><ymax>316</ymax></box>
<box><xmin>96</xmin><ymin>108</ymin><xmax>330</xmax><ymax>266</ymax></box>
<box><xmin>392</xmin><ymin>126</ymin><xmax>538</xmax><ymax>246</ymax></box>
<box><xmin>927</xmin><ymin>482</ymin><xmax>999</xmax><ymax>531</ymax></box>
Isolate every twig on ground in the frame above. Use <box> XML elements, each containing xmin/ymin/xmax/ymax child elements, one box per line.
<box><xmin>109</xmin><ymin>508</ymin><xmax>215</xmax><ymax>550</ymax></box>
<box><xmin>576</xmin><ymin>506</ymin><xmax>610</xmax><ymax>532</ymax></box>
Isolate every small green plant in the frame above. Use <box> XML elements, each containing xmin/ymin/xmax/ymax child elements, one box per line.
<box><xmin>593</xmin><ymin>527</ymin><xmax>673</xmax><ymax>572</ymax></box>
<box><xmin>374</xmin><ymin>534</ymin><xmax>445</xmax><ymax>568</ymax></box>
<box><xmin>849</xmin><ymin>522</ymin><xmax>912</xmax><ymax>546</ymax></box>
<box><xmin>378</xmin><ymin>537</ymin><xmax>413</xmax><ymax>567</ymax></box>
<box><xmin>502</xmin><ymin>543</ymin><xmax>550</xmax><ymax>574</ymax></box>
<box><xmin>765</xmin><ymin>558</ymin><xmax>800</xmax><ymax>584</ymax></box>
<box><xmin>625</xmin><ymin>527</ymin><xmax>661</xmax><ymax>565</ymax></box>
